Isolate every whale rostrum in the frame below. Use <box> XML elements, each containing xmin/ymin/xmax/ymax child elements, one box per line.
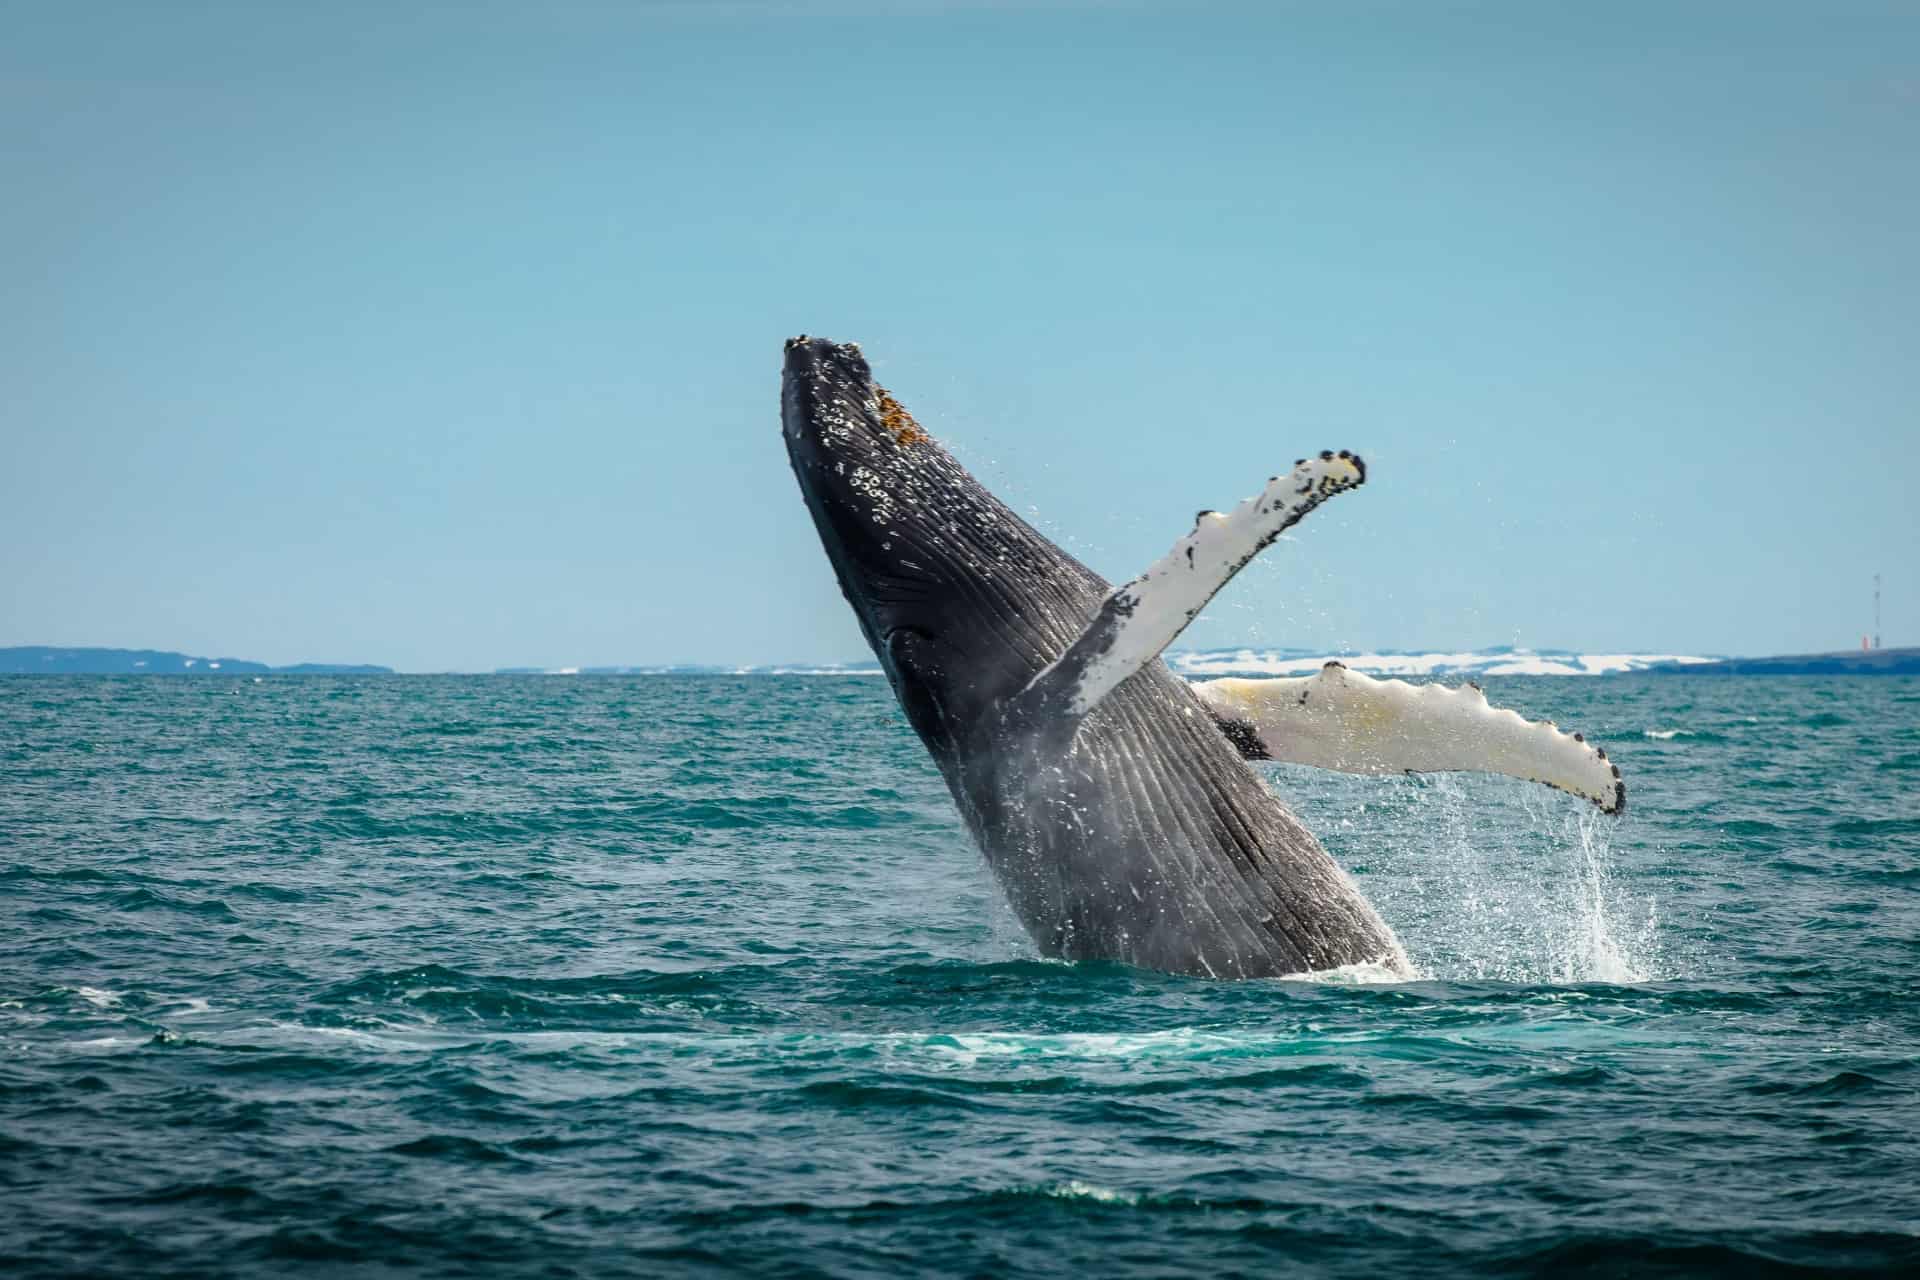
<box><xmin>782</xmin><ymin>336</ymin><xmax>1622</xmax><ymax>979</ymax></box>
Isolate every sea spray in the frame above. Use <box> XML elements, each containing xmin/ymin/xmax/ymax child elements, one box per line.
<box><xmin>1297</xmin><ymin>768</ymin><xmax>1663</xmax><ymax>984</ymax></box>
<box><xmin>1537</xmin><ymin>802</ymin><xmax>1660</xmax><ymax>983</ymax></box>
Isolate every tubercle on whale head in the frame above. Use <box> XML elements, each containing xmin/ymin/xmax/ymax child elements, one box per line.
<box><xmin>781</xmin><ymin>335</ymin><xmax>927</xmax><ymax>443</ymax></box>
<box><xmin>780</xmin><ymin>335</ymin><xmax>936</xmax><ymax>533</ymax></box>
<box><xmin>782</xmin><ymin>336</ymin><xmax>928</xmax><ymax>443</ymax></box>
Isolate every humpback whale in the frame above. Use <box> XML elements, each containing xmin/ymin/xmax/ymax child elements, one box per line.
<box><xmin>782</xmin><ymin>336</ymin><xmax>1623</xmax><ymax>979</ymax></box>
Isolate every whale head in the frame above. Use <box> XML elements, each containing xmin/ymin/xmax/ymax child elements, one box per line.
<box><xmin>781</xmin><ymin>336</ymin><xmax>1105</xmax><ymax>760</ymax></box>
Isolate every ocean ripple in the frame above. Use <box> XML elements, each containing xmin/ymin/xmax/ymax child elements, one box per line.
<box><xmin>1</xmin><ymin>674</ymin><xmax>1917</xmax><ymax>1277</ymax></box>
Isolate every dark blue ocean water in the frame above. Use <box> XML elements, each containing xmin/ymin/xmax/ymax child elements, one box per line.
<box><xmin>2</xmin><ymin>674</ymin><xmax>1917</xmax><ymax>1277</ymax></box>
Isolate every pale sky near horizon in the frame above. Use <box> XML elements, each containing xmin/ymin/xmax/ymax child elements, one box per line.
<box><xmin>3</xmin><ymin>1</ymin><xmax>1915</xmax><ymax>672</ymax></box>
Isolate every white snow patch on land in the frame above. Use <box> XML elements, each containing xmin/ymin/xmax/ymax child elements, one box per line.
<box><xmin>587</xmin><ymin>649</ymin><xmax>1714</xmax><ymax>678</ymax></box>
<box><xmin>1166</xmin><ymin>647</ymin><xmax>1715</xmax><ymax>679</ymax></box>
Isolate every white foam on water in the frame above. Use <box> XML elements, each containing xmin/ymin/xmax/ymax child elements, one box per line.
<box><xmin>294</xmin><ymin>1023</ymin><xmax>454</xmax><ymax>1052</ymax></box>
<box><xmin>138</xmin><ymin>1022</ymin><xmax>1379</xmax><ymax>1070</ymax></box>
<box><xmin>75</xmin><ymin>987</ymin><xmax>122</xmax><ymax>1008</ymax></box>
<box><xmin>913</xmin><ymin>1029</ymin><xmax>1247</xmax><ymax>1064</ymax></box>
<box><xmin>46</xmin><ymin>1015</ymin><xmax>1684</xmax><ymax>1081</ymax></box>
<box><xmin>1643</xmin><ymin>728</ymin><xmax>1690</xmax><ymax>740</ymax></box>
<box><xmin>60</xmin><ymin>1036</ymin><xmax>147</xmax><ymax>1052</ymax></box>
<box><xmin>1044</xmin><ymin>1181</ymin><xmax>1138</xmax><ymax>1205</ymax></box>
<box><xmin>1280</xmin><ymin>957</ymin><xmax>1423</xmax><ymax>985</ymax></box>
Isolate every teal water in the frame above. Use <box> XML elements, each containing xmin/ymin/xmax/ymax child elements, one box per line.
<box><xmin>2</xmin><ymin>675</ymin><xmax>1917</xmax><ymax>1277</ymax></box>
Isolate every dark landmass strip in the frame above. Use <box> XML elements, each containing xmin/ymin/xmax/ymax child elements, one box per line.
<box><xmin>1638</xmin><ymin>648</ymin><xmax>1920</xmax><ymax>676</ymax></box>
<box><xmin>1</xmin><ymin>647</ymin><xmax>392</xmax><ymax>675</ymax></box>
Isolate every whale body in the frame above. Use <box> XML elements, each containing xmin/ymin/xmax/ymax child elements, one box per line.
<box><xmin>782</xmin><ymin>337</ymin><xmax>1410</xmax><ymax>977</ymax></box>
<box><xmin>782</xmin><ymin>336</ymin><xmax>1627</xmax><ymax>978</ymax></box>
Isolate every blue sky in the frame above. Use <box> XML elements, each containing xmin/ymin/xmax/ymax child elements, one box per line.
<box><xmin>4</xmin><ymin>1</ymin><xmax>1914</xmax><ymax>671</ymax></box>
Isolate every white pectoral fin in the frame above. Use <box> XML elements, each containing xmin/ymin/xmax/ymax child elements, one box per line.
<box><xmin>1195</xmin><ymin>664</ymin><xmax>1627</xmax><ymax>814</ymax></box>
<box><xmin>1014</xmin><ymin>452</ymin><xmax>1367</xmax><ymax>730</ymax></box>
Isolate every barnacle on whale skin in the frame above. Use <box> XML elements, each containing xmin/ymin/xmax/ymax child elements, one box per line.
<box><xmin>876</xmin><ymin>388</ymin><xmax>928</xmax><ymax>446</ymax></box>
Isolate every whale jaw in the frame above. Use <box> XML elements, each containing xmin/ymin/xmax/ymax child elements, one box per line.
<box><xmin>781</xmin><ymin>336</ymin><xmax>1107</xmax><ymax>754</ymax></box>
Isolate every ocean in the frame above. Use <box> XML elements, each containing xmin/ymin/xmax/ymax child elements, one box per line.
<box><xmin>2</xmin><ymin>673</ymin><xmax>1916</xmax><ymax>1277</ymax></box>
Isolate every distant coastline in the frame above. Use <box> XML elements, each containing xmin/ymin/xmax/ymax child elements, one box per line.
<box><xmin>1635</xmin><ymin>648</ymin><xmax>1920</xmax><ymax>677</ymax></box>
<box><xmin>5</xmin><ymin>644</ymin><xmax>1913</xmax><ymax>678</ymax></box>
<box><xmin>0</xmin><ymin>647</ymin><xmax>392</xmax><ymax>676</ymax></box>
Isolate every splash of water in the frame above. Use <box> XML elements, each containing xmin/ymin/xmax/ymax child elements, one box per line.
<box><xmin>1319</xmin><ymin>771</ymin><xmax>1662</xmax><ymax>985</ymax></box>
<box><xmin>1548</xmin><ymin>806</ymin><xmax>1654</xmax><ymax>984</ymax></box>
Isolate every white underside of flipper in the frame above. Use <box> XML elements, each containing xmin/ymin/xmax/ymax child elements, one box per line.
<box><xmin>1016</xmin><ymin>452</ymin><xmax>1367</xmax><ymax>729</ymax></box>
<box><xmin>1195</xmin><ymin>664</ymin><xmax>1627</xmax><ymax>813</ymax></box>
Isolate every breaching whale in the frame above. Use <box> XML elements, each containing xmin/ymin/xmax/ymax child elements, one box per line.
<box><xmin>782</xmin><ymin>336</ymin><xmax>1623</xmax><ymax>979</ymax></box>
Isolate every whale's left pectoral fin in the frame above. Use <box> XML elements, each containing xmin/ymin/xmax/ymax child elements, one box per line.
<box><xmin>1012</xmin><ymin>452</ymin><xmax>1366</xmax><ymax>732</ymax></box>
<box><xmin>1195</xmin><ymin>665</ymin><xmax>1627</xmax><ymax>814</ymax></box>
